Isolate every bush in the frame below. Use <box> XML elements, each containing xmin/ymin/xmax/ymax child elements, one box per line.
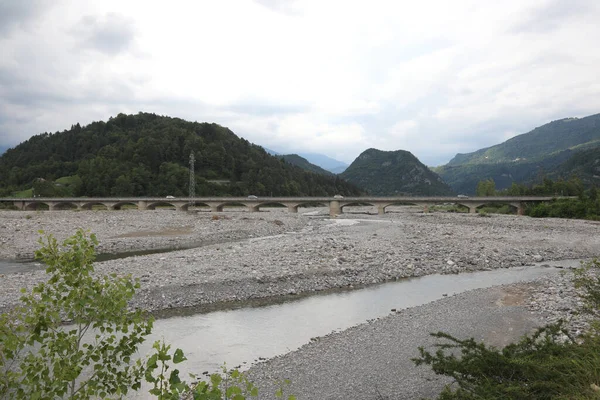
<box><xmin>414</xmin><ymin>259</ymin><xmax>600</xmax><ymax>399</ymax></box>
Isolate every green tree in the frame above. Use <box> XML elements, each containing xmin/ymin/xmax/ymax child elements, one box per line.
<box><xmin>475</xmin><ymin>179</ymin><xmax>496</xmax><ymax>196</ymax></box>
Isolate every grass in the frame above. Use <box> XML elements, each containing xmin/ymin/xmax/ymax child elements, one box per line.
<box><xmin>54</xmin><ymin>175</ymin><xmax>80</xmax><ymax>185</ymax></box>
<box><xmin>13</xmin><ymin>189</ymin><xmax>33</xmax><ymax>198</ymax></box>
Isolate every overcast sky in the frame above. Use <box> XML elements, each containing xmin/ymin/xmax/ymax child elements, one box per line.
<box><xmin>1</xmin><ymin>0</ymin><xmax>599</xmax><ymax>166</ymax></box>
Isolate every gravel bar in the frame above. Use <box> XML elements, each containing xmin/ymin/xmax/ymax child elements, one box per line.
<box><xmin>1</xmin><ymin>207</ymin><xmax>599</xmax><ymax>314</ymax></box>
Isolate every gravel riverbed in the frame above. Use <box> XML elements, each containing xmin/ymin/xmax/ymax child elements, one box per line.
<box><xmin>1</xmin><ymin>206</ymin><xmax>599</xmax><ymax>399</ymax></box>
<box><xmin>1</xmin><ymin>206</ymin><xmax>598</xmax><ymax>314</ymax></box>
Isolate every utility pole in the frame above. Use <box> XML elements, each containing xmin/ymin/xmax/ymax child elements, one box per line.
<box><xmin>189</xmin><ymin>152</ymin><xmax>195</xmax><ymax>207</ymax></box>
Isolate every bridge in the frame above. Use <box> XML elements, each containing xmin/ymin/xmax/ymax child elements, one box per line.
<box><xmin>0</xmin><ymin>196</ymin><xmax>565</xmax><ymax>216</ymax></box>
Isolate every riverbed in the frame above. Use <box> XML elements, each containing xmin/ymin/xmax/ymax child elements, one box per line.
<box><xmin>0</xmin><ymin>207</ymin><xmax>598</xmax><ymax>398</ymax></box>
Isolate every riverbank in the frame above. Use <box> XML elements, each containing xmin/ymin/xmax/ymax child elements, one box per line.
<box><xmin>1</xmin><ymin>207</ymin><xmax>599</xmax><ymax>314</ymax></box>
<box><xmin>246</xmin><ymin>261</ymin><xmax>596</xmax><ymax>399</ymax></box>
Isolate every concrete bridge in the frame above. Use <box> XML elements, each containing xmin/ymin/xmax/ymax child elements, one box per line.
<box><xmin>0</xmin><ymin>196</ymin><xmax>564</xmax><ymax>216</ymax></box>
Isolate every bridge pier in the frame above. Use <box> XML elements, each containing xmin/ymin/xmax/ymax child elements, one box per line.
<box><xmin>247</xmin><ymin>205</ymin><xmax>259</xmax><ymax>212</ymax></box>
<box><xmin>138</xmin><ymin>201</ymin><xmax>147</xmax><ymax>211</ymax></box>
<box><xmin>287</xmin><ymin>205</ymin><xmax>298</xmax><ymax>213</ymax></box>
<box><xmin>377</xmin><ymin>205</ymin><xmax>385</xmax><ymax>215</ymax></box>
<box><xmin>330</xmin><ymin>200</ymin><xmax>342</xmax><ymax>216</ymax></box>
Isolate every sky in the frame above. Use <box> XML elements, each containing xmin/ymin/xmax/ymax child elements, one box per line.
<box><xmin>1</xmin><ymin>0</ymin><xmax>600</xmax><ymax>166</ymax></box>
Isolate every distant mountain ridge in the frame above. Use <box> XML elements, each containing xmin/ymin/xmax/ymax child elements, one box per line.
<box><xmin>437</xmin><ymin>113</ymin><xmax>600</xmax><ymax>194</ymax></box>
<box><xmin>279</xmin><ymin>154</ymin><xmax>334</xmax><ymax>176</ymax></box>
<box><xmin>340</xmin><ymin>148</ymin><xmax>454</xmax><ymax>196</ymax></box>
<box><xmin>296</xmin><ymin>153</ymin><xmax>349</xmax><ymax>173</ymax></box>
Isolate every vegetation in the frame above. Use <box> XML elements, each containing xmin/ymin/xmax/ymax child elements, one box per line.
<box><xmin>429</xmin><ymin>204</ymin><xmax>469</xmax><ymax>213</ymax></box>
<box><xmin>0</xmin><ymin>113</ymin><xmax>362</xmax><ymax>198</ymax></box>
<box><xmin>0</xmin><ymin>230</ymin><xmax>294</xmax><ymax>399</ymax></box>
<box><xmin>414</xmin><ymin>259</ymin><xmax>600</xmax><ymax>399</ymax></box>
<box><xmin>475</xmin><ymin>179</ymin><xmax>496</xmax><ymax>196</ymax></box>
<box><xmin>340</xmin><ymin>148</ymin><xmax>454</xmax><ymax>196</ymax></box>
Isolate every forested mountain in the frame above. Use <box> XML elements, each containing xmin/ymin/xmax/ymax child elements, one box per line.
<box><xmin>0</xmin><ymin>145</ymin><xmax>8</xmax><ymax>155</ymax></box>
<box><xmin>340</xmin><ymin>148</ymin><xmax>454</xmax><ymax>196</ymax></box>
<box><xmin>549</xmin><ymin>146</ymin><xmax>600</xmax><ymax>186</ymax></box>
<box><xmin>0</xmin><ymin>113</ymin><xmax>362</xmax><ymax>197</ymax></box>
<box><xmin>279</xmin><ymin>154</ymin><xmax>334</xmax><ymax>176</ymax></box>
<box><xmin>437</xmin><ymin>113</ymin><xmax>600</xmax><ymax>194</ymax></box>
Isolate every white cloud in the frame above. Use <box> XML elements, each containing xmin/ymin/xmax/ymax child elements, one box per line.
<box><xmin>1</xmin><ymin>0</ymin><xmax>599</xmax><ymax>166</ymax></box>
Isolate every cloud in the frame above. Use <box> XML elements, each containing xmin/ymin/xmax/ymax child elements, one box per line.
<box><xmin>0</xmin><ymin>0</ymin><xmax>49</xmax><ymax>35</ymax></box>
<box><xmin>0</xmin><ymin>0</ymin><xmax>599</xmax><ymax>168</ymax></box>
<box><xmin>511</xmin><ymin>0</ymin><xmax>599</xmax><ymax>33</ymax></box>
<box><xmin>71</xmin><ymin>13</ymin><xmax>137</xmax><ymax>55</ymax></box>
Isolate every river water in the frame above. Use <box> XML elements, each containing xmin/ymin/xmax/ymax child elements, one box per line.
<box><xmin>1</xmin><ymin>255</ymin><xmax>575</xmax><ymax>397</ymax></box>
<box><xmin>137</xmin><ymin>264</ymin><xmax>567</xmax><ymax>378</ymax></box>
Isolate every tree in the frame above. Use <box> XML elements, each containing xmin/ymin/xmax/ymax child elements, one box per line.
<box><xmin>0</xmin><ymin>229</ymin><xmax>153</xmax><ymax>398</ymax></box>
<box><xmin>0</xmin><ymin>230</ymin><xmax>296</xmax><ymax>399</ymax></box>
<box><xmin>475</xmin><ymin>179</ymin><xmax>496</xmax><ymax>197</ymax></box>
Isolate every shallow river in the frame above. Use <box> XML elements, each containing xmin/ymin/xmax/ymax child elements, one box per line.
<box><xmin>138</xmin><ymin>263</ymin><xmax>569</xmax><ymax>378</ymax></box>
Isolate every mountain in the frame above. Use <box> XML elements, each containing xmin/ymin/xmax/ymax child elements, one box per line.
<box><xmin>448</xmin><ymin>114</ymin><xmax>600</xmax><ymax>165</ymax></box>
<box><xmin>279</xmin><ymin>154</ymin><xmax>334</xmax><ymax>176</ymax></box>
<box><xmin>437</xmin><ymin>113</ymin><xmax>600</xmax><ymax>194</ymax></box>
<box><xmin>329</xmin><ymin>165</ymin><xmax>348</xmax><ymax>174</ymax></box>
<box><xmin>0</xmin><ymin>113</ymin><xmax>363</xmax><ymax>198</ymax></box>
<box><xmin>297</xmin><ymin>153</ymin><xmax>349</xmax><ymax>174</ymax></box>
<box><xmin>340</xmin><ymin>148</ymin><xmax>454</xmax><ymax>196</ymax></box>
<box><xmin>0</xmin><ymin>145</ymin><xmax>8</xmax><ymax>155</ymax></box>
<box><xmin>549</xmin><ymin>146</ymin><xmax>600</xmax><ymax>186</ymax></box>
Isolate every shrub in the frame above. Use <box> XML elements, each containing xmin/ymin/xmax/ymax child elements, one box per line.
<box><xmin>414</xmin><ymin>259</ymin><xmax>600</xmax><ymax>399</ymax></box>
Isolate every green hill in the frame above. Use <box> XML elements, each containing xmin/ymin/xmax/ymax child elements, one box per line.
<box><xmin>437</xmin><ymin>113</ymin><xmax>600</xmax><ymax>194</ymax></box>
<box><xmin>279</xmin><ymin>154</ymin><xmax>334</xmax><ymax>176</ymax></box>
<box><xmin>340</xmin><ymin>148</ymin><xmax>454</xmax><ymax>196</ymax></box>
<box><xmin>0</xmin><ymin>113</ymin><xmax>363</xmax><ymax>198</ymax></box>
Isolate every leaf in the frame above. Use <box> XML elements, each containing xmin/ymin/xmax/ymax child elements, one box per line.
<box><xmin>173</xmin><ymin>348</ymin><xmax>187</xmax><ymax>364</ymax></box>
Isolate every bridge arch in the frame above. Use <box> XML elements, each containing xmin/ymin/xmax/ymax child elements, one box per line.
<box><xmin>53</xmin><ymin>202</ymin><xmax>79</xmax><ymax>211</ymax></box>
<box><xmin>379</xmin><ymin>201</ymin><xmax>419</xmax><ymax>214</ymax></box>
<box><xmin>255</xmin><ymin>202</ymin><xmax>287</xmax><ymax>211</ymax></box>
<box><xmin>474</xmin><ymin>202</ymin><xmax>519</xmax><ymax>214</ymax></box>
<box><xmin>295</xmin><ymin>201</ymin><xmax>327</xmax><ymax>212</ymax></box>
<box><xmin>112</xmin><ymin>202</ymin><xmax>139</xmax><ymax>210</ymax></box>
<box><xmin>213</xmin><ymin>202</ymin><xmax>247</xmax><ymax>212</ymax></box>
<box><xmin>25</xmin><ymin>202</ymin><xmax>49</xmax><ymax>211</ymax></box>
<box><xmin>340</xmin><ymin>202</ymin><xmax>377</xmax><ymax>214</ymax></box>
<box><xmin>180</xmin><ymin>202</ymin><xmax>212</xmax><ymax>211</ymax></box>
<box><xmin>81</xmin><ymin>202</ymin><xmax>109</xmax><ymax>211</ymax></box>
<box><xmin>146</xmin><ymin>202</ymin><xmax>177</xmax><ymax>210</ymax></box>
